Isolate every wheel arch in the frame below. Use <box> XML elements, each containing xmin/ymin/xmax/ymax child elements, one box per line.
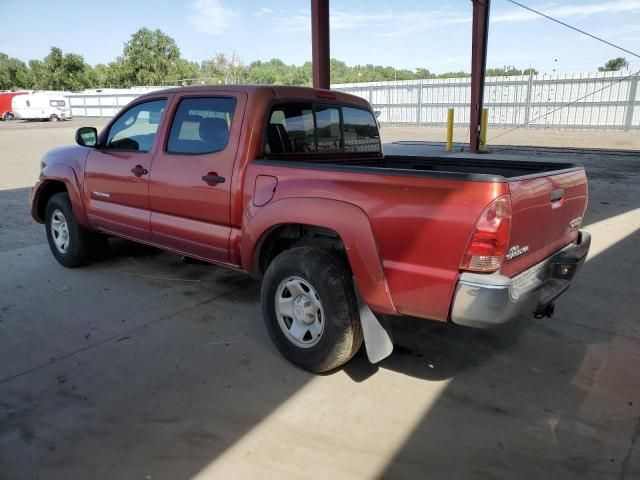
<box><xmin>257</xmin><ymin>223</ymin><xmax>347</xmax><ymax>275</ymax></box>
<box><xmin>34</xmin><ymin>180</ymin><xmax>68</xmax><ymax>222</ymax></box>
<box><xmin>31</xmin><ymin>164</ymin><xmax>88</xmax><ymax>227</ymax></box>
<box><xmin>242</xmin><ymin>197</ymin><xmax>397</xmax><ymax>315</ymax></box>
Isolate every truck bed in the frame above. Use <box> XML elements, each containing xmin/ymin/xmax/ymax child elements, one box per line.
<box><xmin>258</xmin><ymin>154</ymin><xmax>582</xmax><ymax>182</ymax></box>
<box><xmin>254</xmin><ymin>151</ymin><xmax>588</xmax><ymax>289</ymax></box>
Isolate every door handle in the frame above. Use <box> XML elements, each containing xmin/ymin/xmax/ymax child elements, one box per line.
<box><xmin>131</xmin><ymin>165</ymin><xmax>148</xmax><ymax>177</ymax></box>
<box><xmin>550</xmin><ymin>188</ymin><xmax>565</xmax><ymax>202</ymax></box>
<box><xmin>202</xmin><ymin>174</ymin><xmax>225</xmax><ymax>184</ymax></box>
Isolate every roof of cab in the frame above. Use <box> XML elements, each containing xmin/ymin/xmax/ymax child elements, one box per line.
<box><xmin>145</xmin><ymin>84</ymin><xmax>371</xmax><ymax>109</ymax></box>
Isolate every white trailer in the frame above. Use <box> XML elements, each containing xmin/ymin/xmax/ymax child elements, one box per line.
<box><xmin>12</xmin><ymin>93</ymin><xmax>72</xmax><ymax>121</ymax></box>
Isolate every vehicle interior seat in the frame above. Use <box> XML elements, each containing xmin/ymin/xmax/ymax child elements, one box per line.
<box><xmin>266</xmin><ymin>123</ymin><xmax>293</xmax><ymax>154</ymax></box>
<box><xmin>199</xmin><ymin>117</ymin><xmax>229</xmax><ymax>152</ymax></box>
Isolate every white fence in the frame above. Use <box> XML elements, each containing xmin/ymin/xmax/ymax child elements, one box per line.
<box><xmin>333</xmin><ymin>71</ymin><xmax>640</xmax><ymax>131</ymax></box>
<box><xmin>64</xmin><ymin>87</ymin><xmax>166</xmax><ymax>118</ymax></box>
<box><xmin>64</xmin><ymin>71</ymin><xmax>640</xmax><ymax>130</ymax></box>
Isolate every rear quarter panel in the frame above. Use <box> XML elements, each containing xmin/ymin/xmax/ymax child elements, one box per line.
<box><xmin>242</xmin><ymin>163</ymin><xmax>508</xmax><ymax>321</ymax></box>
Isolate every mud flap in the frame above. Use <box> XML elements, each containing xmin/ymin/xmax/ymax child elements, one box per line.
<box><xmin>354</xmin><ymin>280</ymin><xmax>394</xmax><ymax>364</ymax></box>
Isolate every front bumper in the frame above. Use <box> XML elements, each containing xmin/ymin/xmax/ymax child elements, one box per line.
<box><xmin>450</xmin><ymin>231</ymin><xmax>591</xmax><ymax>328</ymax></box>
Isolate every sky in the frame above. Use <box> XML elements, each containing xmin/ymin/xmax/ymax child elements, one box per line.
<box><xmin>1</xmin><ymin>0</ymin><xmax>639</xmax><ymax>74</ymax></box>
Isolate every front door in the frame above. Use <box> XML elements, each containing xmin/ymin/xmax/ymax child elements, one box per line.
<box><xmin>148</xmin><ymin>93</ymin><xmax>245</xmax><ymax>263</ymax></box>
<box><xmin>84</xmin><ymin>98</ymin><xmax>168</xmax><ymax>240</ymax></box>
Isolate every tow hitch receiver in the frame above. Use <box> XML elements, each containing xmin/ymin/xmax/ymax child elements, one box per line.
<box><xmin>551</xmin><ymin>260</ymin><xmax>579</xmax><ymax>280</ymax></box>
<box><xmin>534</xmin><ymin>303</ymin><xmax>555</xmax><ymax>319</ymax></box>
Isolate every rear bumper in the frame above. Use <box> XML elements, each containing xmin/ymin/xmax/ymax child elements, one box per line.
<box><xmin>450</xmin><ymin>230</ymin><xmax>591</xmax><ymax>328</ymax></box>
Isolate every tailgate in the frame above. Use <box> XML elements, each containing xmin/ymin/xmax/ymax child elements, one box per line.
<box><xmin>501</xmin><ymin>168</ymin><xmax>588</xmax><ymax>277</ymax></box>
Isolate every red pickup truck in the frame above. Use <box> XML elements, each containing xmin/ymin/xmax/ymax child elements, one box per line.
<box><xmin>30</xmin><ymin>85</ymin><xmax>590</xmax><ymax>372</ymax></box>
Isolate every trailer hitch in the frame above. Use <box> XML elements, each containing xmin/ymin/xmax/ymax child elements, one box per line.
<box><xmin>534</xmin><ymin>303</ymin><xmax>555</xmax><ymax>319</ymax></box>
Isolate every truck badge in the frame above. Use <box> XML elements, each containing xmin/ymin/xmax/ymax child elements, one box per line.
<box><xmin>569</xmin><ymin>217</ymin><xmax>583</xmax><ymax>229</ymax></box>
<box><xmin>506</xmin><ymin>245</ymin><xmax>529</xmax><ymax>261</ymax></box>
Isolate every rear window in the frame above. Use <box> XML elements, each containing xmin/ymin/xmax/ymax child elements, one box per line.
<box><xmin>167</xmin><ymin>97</ymin><xmax>236</xmax><ymax>155</ymax></box>
<box><xmin>265</xmin><ymin>102</ymin><xmax>380</xmax><ymax>155</ymax></box>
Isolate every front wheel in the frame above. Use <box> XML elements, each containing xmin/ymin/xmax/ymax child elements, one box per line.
<box><xmin>45</xmin><ymin>193</ymin><xmax>108</xmax><ymax>267</ymax></box>
<box><xmin>49</xmin><ymin>114</ymin><xmax>59</xmax><ymax>122</ymax></box>
<box><xmin>2</xmin><ymin>112</ymin><xmax>14</xmax><ymax>121</ymax></box>
<box><xmin>261</xmin><ymin>247</ymin><xmax>363</xmax><ymax>372</ymax></box>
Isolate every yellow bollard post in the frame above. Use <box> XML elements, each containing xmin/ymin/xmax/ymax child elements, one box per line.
<box><xmin>480</xmin><ymin>107</ymin><xmax>489</xmax><ymax>151</ymax></box>
<box><xmin>446</xmin><ymin>108</ymin><xmax>454</xmax><ymax>152</ymax></box>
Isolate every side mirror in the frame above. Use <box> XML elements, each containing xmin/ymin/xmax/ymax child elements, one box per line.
<box><xmin>76</xmin><ymin>127</ymin><xmax>98</xmax><ymax>147</ymax></box>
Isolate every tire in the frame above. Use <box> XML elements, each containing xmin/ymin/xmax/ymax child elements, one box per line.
<box><xmin>261</xmin><ymin>247</ymin><xmax>363</xmax><ymax>372</ymax></box>
<box><xmin>2</xmin><ymin>112</ymin><xmax>14</xmax><ymax>121</ymax></box>
<box><xmin>45</xmin><ymin>193</ymin><xmax>108</xmax><ymax>268</ymax></box>
<box><xmin>49</xmin><ymin>114</ymin><xmax>59</xmax><ymax>122</ymax></box>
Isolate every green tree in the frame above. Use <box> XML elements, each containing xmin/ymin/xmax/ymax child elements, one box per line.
<box><xmin>436</xmin><ymin>71</ymin><xmax>468</xmax><ymax>79</ymax></box>
<box><xmin>486</xmin><ymin>65</ymin><xmax>521</xmax><ymax>76</ymax></box>
<box><xmin>200</xmin><ymin>51</ymin><xmax>246</xmax><ymax>85</ymax></box>
<box><xmin>414</xmin><ymin>68</ymin><xmax>436</xmax><ymax>79</ymax></box>
<box><xmin>484</xmin><ymin>65</ymin><xmax>538</xmax><ymax>77</ymax></box>
<box><xmin>27</xmin><ymin>47</ymin><xmax>95</xmax><ymax>91</ymax></box>
<box><xmin>169</xmin><ymin>59</ymin><xmax>201</xmax><ymax>85</ymax></box>
<box><xmin>93</xmin><ymin>63</ymin><xmax>111</xmax><ymax>87</ymax></box>
<box><xmin>245</xmin><ymin>58</ymin><xmax>308</xmax><ymax>86</ymax></box>
<box><xmin>109</xmin><ymin>28</ymin><xmax>191</xmax><ymax>86</ymax></box>
<box><xmin>598</xmin><ymin>57</ymin><xmax>628</xmax><ymax>72</ymax></box>
<box><xmin>0</xmin><ymin>52</ymin><xmax>31</xmax><ymax>89</ymax></box>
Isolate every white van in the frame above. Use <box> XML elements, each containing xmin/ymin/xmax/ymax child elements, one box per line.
<box><xmin>12</xmin><ymin>93</ymin><xmax>72</xmax><ymax>121</ymax></box>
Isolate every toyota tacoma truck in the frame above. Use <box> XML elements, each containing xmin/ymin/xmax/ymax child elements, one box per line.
<box><xmin>30</xmin><ymin>85</ymin><xmax>591</xmax><ymax>372</ymax></box>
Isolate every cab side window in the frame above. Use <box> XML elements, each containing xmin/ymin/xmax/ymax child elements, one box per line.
<box><xmin>265</xmin><ymin>102</ymin><xmax>381</xmax><ymax>155</ymax></box>
<box><xmin>166</xmin><ymin>97</ymin><xmax>236</xmax><ymax>155</ymax></box>
<box><xmin>265</xmin><ymin>103</ymin><xmax>315</xmax><ymax>154</ymax></box>
<box><xmin>105</xmin><ymin>99</ymin><xmax>166</xmax><ymax>152</ymax></box>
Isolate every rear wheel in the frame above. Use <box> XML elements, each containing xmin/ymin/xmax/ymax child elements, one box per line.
<box><xmin>49</xmin><ymin>114</ymin><xmax>59</xmax><ymax>122</ymax></box>
<box><xmin>45</xmin><ymin>193</ymin><xmax>108</xmax><ymax>267</ymax></box>
<box><xmin>261</xmin><ymin>247</ymin><xmax>363</xmax><ymax>372</ymax></box>
<box><xmin>2</xmin><ymin>112</ymin><xmax>14</xmax><ymax>121</ymax></box>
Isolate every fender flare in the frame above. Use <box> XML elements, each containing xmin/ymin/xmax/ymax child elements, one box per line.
<box><xmin>31</xmin><ymin>164</ymin><xmax>88</xmax><ymax>227</ymax></box>
<box><xmin>241</xmin><ymin>197</ymin><xmax>397</xmax><ymax>315</ymax></box>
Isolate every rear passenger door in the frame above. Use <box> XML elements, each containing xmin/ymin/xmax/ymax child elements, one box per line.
<box><xmin>148</xmin><ymin>93</ymin><xmax>245</xmax><ymax>263</ymax></box>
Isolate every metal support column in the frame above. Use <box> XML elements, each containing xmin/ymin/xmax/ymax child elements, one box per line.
<box><xmin>311</xmin><ymin>0</ymin><xmax>330</xmax><ymax>89</ymax></box>
<box><xmin>469</xmin><ymin>0</ymin><xmax>491</xmax><ymax>152</ymax></box>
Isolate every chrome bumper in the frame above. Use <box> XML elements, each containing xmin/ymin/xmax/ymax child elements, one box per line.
<box><xmin>450</xmin><ymin>231</ymin><xmax>591</xmax><ymax>328</ymax></box>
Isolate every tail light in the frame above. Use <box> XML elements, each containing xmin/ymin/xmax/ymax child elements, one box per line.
<box><xmin>460</xmin><ymin>195</ymin><xmax>512</xmax><ymax>272</ymax></box>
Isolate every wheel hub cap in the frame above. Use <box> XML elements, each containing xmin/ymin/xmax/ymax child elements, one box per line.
<box><xmin>50</xmin><ymin>209</ymin><xmax>70</xmax><ymax>254</ymax></box>
<box><xmin>293</xmin><ymin>294</ymin><xmax>316</xmax><ymax>325</ymax></box>
<box><xmin>275</xmin><ymin>276</ymin><xmax>325</xmax><ymax>348</ymax></box>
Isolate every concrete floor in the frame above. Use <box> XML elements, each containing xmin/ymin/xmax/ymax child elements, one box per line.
<box><xmin>0</xmin><ymin>121</ymin><xmax>639</xmax><ymax>479</ymax></box>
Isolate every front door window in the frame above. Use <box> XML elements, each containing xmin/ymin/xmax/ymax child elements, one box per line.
<box><xmin>105</xmin><ymin>99</ymin><xmax>166</xmax><ymax>152</ymax></box>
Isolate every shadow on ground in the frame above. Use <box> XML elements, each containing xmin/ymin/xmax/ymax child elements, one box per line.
<box><xmin>1</xmin><ymin>147</ymin><xmax>639</xmax><ymax>479</ymax></box>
